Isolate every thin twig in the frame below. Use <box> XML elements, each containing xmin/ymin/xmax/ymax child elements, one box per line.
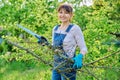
<box><xmin>86</xmin><ymin>66</ymin><xmax>120</xmax><ymax>71</ymax></box>
<box><xmin>6</xmin><ymin>40</ymin><xmax>53</xmax><ymax>67</ymax></box>
<box><xmin>83</xmin><ymin>50</ymin><xmax>120</xmax><ymax>66</ymax></box>
<box><xmin>84</xmin><ymin>66</ymin><xmax>99</xmax><ymax>80</ymax></box>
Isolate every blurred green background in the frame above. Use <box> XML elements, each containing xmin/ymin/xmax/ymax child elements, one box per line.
<box><xmin>0</xmin><ymin>0</ymin><xmax>120</xmax><ymax>80</ymax></box>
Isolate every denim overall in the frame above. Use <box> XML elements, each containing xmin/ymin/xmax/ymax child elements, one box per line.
<box><xmin>0</xmin><ymin>38</ymin><xmax>3</xmax><ymax>44</ymax></box>
<box><xmin>52</xmin><ymin>24</ymin><xmax>76</xmax><ymax>80</ymax></box>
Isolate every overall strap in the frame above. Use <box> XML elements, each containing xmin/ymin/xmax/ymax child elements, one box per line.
<box><xmin>65</xmin><ymin>24</ymin><xmax>73</xmax><ymax>32</ymax></box>
<box><xmin>54</xmin><ymin>25</ymin><xmax>59</xmax><ymax>31</ymax></box>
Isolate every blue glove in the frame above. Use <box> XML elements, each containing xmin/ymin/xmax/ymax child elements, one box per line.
<box><xmin>72</xmin><ymin>53</ymin><xmax>83</xmax><ymax>69</ymax></box>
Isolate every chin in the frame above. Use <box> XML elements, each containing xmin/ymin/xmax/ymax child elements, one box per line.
<box><xmin>60</xmin><ymin>20</ymin><xmax>68</xmax><ymax>23</ymax></box>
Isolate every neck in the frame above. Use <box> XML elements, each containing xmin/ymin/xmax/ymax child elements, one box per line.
<box><xmin>61</xmin><ymin>21</ymin><xmax>70</xmax><ymax>28</ymax></box>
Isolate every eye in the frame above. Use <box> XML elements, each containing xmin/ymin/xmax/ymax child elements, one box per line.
<box><xmin>60</xmin><ymin>11</ymin><xmax>62</xmax><ymax>13</ymax></box>
<box><xmin>59</xmin><ymin>11</ymin><xmax>63</xmax><ymax>14</ymax></box>
<box><xmin>65</xmin><ymin>12</ymin><xmax>69</xmax><ymax>14</ymax></box>
<box><xmin>64</xmin><ymin>10</ymin><xmax>69</xmax><ymax>14</ymax></box>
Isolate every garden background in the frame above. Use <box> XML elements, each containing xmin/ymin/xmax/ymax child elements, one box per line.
<box><xmin>0</xmin><ymin>0</ymin><xmax>120</xmax><ymax>80</ymax></box>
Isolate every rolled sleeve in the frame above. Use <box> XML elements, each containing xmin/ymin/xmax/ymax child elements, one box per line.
<box><xmin>73</xmin><ymin>25</ymin><xmax>87</xmax><ymax>55</ymax></box>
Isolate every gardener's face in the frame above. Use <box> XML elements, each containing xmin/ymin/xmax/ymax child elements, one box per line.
<box><xmin>58</xmin><ymin>8</ymin><xmax>73</xmax><ymax>23</ymax></box>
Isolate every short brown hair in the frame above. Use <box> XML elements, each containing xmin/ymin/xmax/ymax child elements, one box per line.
<box><xmin>57</xmin><ymin>3</ymin><xmax>73</xmax><ymax>13</ymax></box>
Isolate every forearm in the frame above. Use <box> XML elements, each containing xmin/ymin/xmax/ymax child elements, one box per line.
<box><xmin>80</xmin><ymin>50</ymin><xmax>87</xmax><ymax>56</ymax></box>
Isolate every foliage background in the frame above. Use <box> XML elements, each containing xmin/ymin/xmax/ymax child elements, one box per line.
<box><xmin>0</xmin><ymin>0</ymin><xmax>120</xmax><ymax>80</ymax></box>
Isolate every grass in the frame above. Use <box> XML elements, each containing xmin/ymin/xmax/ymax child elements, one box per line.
<box><xmin>0</xmin><ymin>58</ymin><xmax>51</xmax><ymax>80</ymax></box>
<box><xmin>0</xmin><ymin>56</ymin><xmax>120</xmax><ymax>80</ymax></box>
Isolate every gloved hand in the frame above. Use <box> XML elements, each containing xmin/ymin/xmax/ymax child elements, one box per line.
<box><xmin>35</xmin><ymin>35</ymin><xmax>49</xmax><ymax>45</ymax></box>
<box><xmin>72</xmin><ymin>53</ymin><xmax>83</xmax><ymax>69</ymax></box>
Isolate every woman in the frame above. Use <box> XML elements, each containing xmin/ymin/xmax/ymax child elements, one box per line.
<box><xmin>52</xmin><ymin>3</ymin><xmax>87</xmax><ymax>80</ymax></box>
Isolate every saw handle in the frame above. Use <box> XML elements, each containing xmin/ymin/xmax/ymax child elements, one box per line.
<box><xmin>35</xmin><ymin>35</ymin><xmax>49</xmax><ymax>46</ymax></box>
